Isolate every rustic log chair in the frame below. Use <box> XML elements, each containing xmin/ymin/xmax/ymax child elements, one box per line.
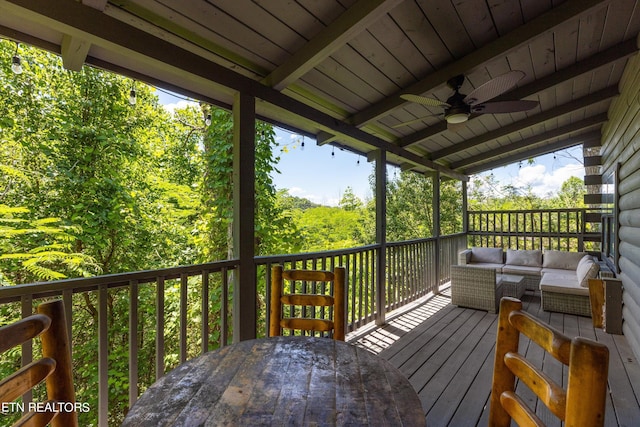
<box><xmin>0</xmin><ymin>299</ymin><xmax>78</xmax><ymax>427</ymax></box>
<box><xmin>489</xmin><ymin>297</ymin><xmax>610</xmax><ymax>427</ymax></box>
<box><xmin>269</xmin><ymin>265</ymin><xmax>346</xmax><ymax>341</ymax></box>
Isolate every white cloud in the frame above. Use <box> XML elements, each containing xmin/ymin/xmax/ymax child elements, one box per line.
<box><xmin>513</xmin><ymin>163</ymin><xmax>584</xmax><ymax>197</ymax></box>
<box><xmin>284</xmin><ymin>187</ymin><xmax>339</xmax><ymax>207</ymax></box>
<box><xmin>162</xmin><ymin>100</ymin><xmax>197</xmax><ymax>114</ymax></box>
<box><xmin>288</xmin><ymin>187</ymin><xmax>306</xmax><ymax>196</ymax></box>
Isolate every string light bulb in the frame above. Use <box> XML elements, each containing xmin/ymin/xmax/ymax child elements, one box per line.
<box><xmin>11</xmin><ymin>42</ymin><xmax>22</xmax><ymax>75</ymax></box>
<box><xmin>205</xmin><ymin>113</ymin><xmax>212</xmax><ymax>126</ymax></box>
<box><xmin>300</xmin><ymin>136</ymin><xmax>305</xmax><ymax>151</ymax></box>
<box><xmin>331</xmin><ymin>146</ymin><xmax>335</xmax><ymax>158</ymax></box>
<box><xmin>128</xmin><ymin>83</ymin><xmax>137</xmax><ymax>105</ymax></box>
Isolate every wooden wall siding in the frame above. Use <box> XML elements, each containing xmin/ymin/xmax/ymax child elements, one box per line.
<box><xmin>602</xmin><ymin>51</ymin><xmax>640</xmax><ymax>362</ymax></box>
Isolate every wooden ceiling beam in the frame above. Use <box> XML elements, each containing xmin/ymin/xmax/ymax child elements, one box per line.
<box><xmin>262</xmin><ymin>0</ymin><xmax>404</xmax><ymax>91</ymax></box>
<box><xmin>430</xmin><ymin>85</ymin><xmax>618</xmax><ymax>160</ymax></box>
<box><xmin>397</xmin><ymin>37</ymin><xmax>638</xmax><ymax>148</ymax></box>
<box><xmin>0</xmin><ymin>0</ymin><xmax>466</xmax><ymax>180</ymax></box>
<box><xmin>316</xmin><ymin>131</ymin><xmax>338</xmax><ymax>146</ymax></box>
<box><xmin>464</xmin><ymin>131</ymin><xmax>601</xmax><ymax>175</ymax></box>
<box><xmin>349</xmin><ymin>0</ymin><xmax>606</xmax><ymax>127</ymax></box>
<box><xmin>61</xmin><ymin>34</ymin><xmax>91</xmax><ymax>71</ymax></box>
<box><xmin>450</xmin><ymin>115</ymin><xmax>607</xmax><ymax>170</ymax></box>
<box><xmin>81</xmin><ymin>0</ymin><xmax>107</xmax><ymax>11</ymax></box>
<box><xmin>60</xmin><ymin>0</ymin><xmax>106</xmax><ymax>70</ymax></box>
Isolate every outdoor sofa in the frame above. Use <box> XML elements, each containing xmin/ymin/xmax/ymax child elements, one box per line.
<box><xmin>455</xmin><ymin>247</ymin><xmax>612</xmax><ymax>316</ymax></box>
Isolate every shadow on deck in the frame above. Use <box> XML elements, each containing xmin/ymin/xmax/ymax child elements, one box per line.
<box><xmin>347</xmin><ymin>287</ymin><xmax>640</xmax><ymax>427</ymax></box>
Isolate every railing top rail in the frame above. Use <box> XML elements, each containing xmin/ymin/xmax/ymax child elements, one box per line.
<box><xmin>254</xmin><ymin>244</ymin><xmax>380</xmax><ymax>265</ymax></box>
<box><xmin>386</xmin><ymin>233</ymin><xmax>466</xmax><ymax>248</ymax></box>
<box><xmin>0</xmin><ymin>259</ymin><xmax>239</xmax><ymax>301</ymax></box>
<box><xmin>2</xmin><ymin>233</ymin><xmax>469</xmax><ymax>303</ymax></box>
<box><xmin>468</xmin><ymin>208</ymin><xmax>589</xmax><ymax>214</ymax></box>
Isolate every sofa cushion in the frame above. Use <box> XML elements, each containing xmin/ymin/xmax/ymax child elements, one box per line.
<box><xmin>576</xmin><ymin>256</ymin><xmax>599</xmax><ymax>287</ymax></box>
<box><xmin>502</xmin><ymin>265</ymin><xmax>542</xmax><ymax>276</ymax></box>
<box><xmin>542</xmin><ymin>250</ymin><xmax>586</xmax><ymax>270</ymax></box>
<box><xmin>465</xmin><ymin>263</ymin><xmax>504</xmax><ymax>272</ymax></box>
<box><xmin>470</xmin><ymin>247</ymin><xmax>503</xmax><ymax>264</ymax></box>
<box><xmin>506</xmin><ymin>249</ymin><xmax>542</xmax><ymax>267</ymax></box>
<box><xmin>540</xmin><ymin>273</ymin><xmax>589</xmax><ymax>296</ymax></box>
<box><xmin>541</xmin><ymin>268</ymin><xmax>576</xmax><ymax>275</ymax></box>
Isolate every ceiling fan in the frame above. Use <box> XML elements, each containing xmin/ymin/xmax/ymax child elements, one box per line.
<box><xmin>397</xmin><ymin>70</ymin><xmax>538</xmax><ymax>127</ymax></box>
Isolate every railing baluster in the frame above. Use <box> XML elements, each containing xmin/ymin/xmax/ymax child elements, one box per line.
<box><xmin>98</xmin><ymin>284</ymin><xmax>108</xmax><ymax>427</ymax></box>
<box><xmin>221</xmin><ymin>267</ymin><xmax>229</xmax><ymax>346</ymax></box>
<box><xmin>180</xmin><ymin>273</ymin><xmax>188</xmax><ymax>363</ymax></box>
<box><xmin>201</xmin><ymin>270</ymin><xmax>209</xmax><ymax>353</ymax></box>
<box><xmin>20</xmin><ymin>295</ymin><xmax>33</xmax><ymax>408</ymax></box>
<box><xmin>129</xmin><ymin>280</ymin><xmax>139</xmax><ymax>408</ymax></box>
<box><xmin>156</xmin><ymin>276</ymin><xmax>165</xmax><ymax>380</ymax></box>
<box><xmin>358</xmin><ymin>250</ymin><xmax>364</xmax><ymax>327</ymax></box>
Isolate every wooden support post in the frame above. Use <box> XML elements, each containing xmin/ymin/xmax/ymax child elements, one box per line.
<box><xmin>432</xmin><ymin>172</ymin><xmax>441</xmax><ymax>293</ymax></box>
<box><xmin>588</xmin><ymin>278</ymin><xmax>604</xmax><ymax>328</ymax></box>
<box><xmin>604</xmin><ymin>278</ymin><xmax>623</xmax><ymax>334</ymax></box>
<box><xmin>462</xmin><ymin>180</ymin><xmax>468</xmax><ymax>234</ymax></box>
<box><xmin>373</xmin><ymin>150</ymin><xmax>386</xmax><ymax>326</ymax></box>
<box><xmin>232</xmin><ymin>92</ymin><xmax>257</xmax><ymax>342</ymax></box>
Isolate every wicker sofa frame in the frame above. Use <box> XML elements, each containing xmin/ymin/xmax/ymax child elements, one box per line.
<box><xmin>540</xmin><ymin>268</ymin><xmax>615</xmax><ymax>316</ymax></box>
<box><xmin>539</xmin><ymin>290</ymin><xmax>592</xmax><ymax>316</ymax></box>
<box><xmin>450</xmin><ymin>265</ymin><xmax>503</xmax><ymax>313</ymax></box>
<box><xmin>456</xmin><ymin>248</ymin><xmax>613</xmax><ymax>317</ymax></box>
<box><xmin>458</xmin><ymin>249</ymin><xmax>540</xmax><ymax>292</ymax></box>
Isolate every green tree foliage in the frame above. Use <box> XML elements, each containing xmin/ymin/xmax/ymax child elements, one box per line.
<box><xmin>275</xmin><ymin>189</ymin><xmax>321</xmax><ymax>211</ymax></box>
<box><xmin>339</xmin><ymin>187</ymin><xmax>363</xmax><ymax>211</ymax></box>
<box><xmin>469</xmin><ymin>173</ymin><xmax>587</xmax><ymax>210</ymax></box>
<box><xmin>555</xmin><ymin>176</ymin><xmax>586</xmax><ymax>208</ymax></box>
<box><xmin>296</xmin><ymin>206</ymin><xmax>367</xmax><ymax>251</ymax></box>
<box><xmin>0</xmin><ymin>205</ymin><xmax>100</xmax><ymax>284</ymax></box>
<box><xmin>383</xmin><ymin>171</ymin><xmax>463</xmax><ymax>241</ymax></box>
<box><xmin>0</xmin><ymin>40</ymin><xmax>296</xmax><ymax>425</ymax></box>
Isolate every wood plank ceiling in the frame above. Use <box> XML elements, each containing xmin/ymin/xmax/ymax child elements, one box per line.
<box><xmin>0</xmin><ymin>0</ymin><xmax>638</xmax><ymax>180</ymax></box>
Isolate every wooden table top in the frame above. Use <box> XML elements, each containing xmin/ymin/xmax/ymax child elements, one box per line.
<box><xmin>122</xmin><ymin>336</ymin><xmax>426</xmax><ymax>426</ymax></box>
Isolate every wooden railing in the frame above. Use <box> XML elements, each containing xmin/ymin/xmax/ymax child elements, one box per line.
<box><xmin>0</xmin><ymin>261</ymin><xmax>238</xmax><ymax>426</ymax></box>
<box><xmin>0</xmin><ymin>235</ymin><xmax>467</xmax><ymax>426</ymax></box>
<box><xmin>467</xmin><ymin>208</ymin><xmax>608</xmax><ymax>252</ymax></box>
<box><xmin>386</xmin><ymin>233</ymin><xmax>467</xmax><ymax>312</ymax></box>
<box><xmin>256</xmin><ymin>244</ymin><xmax>379</xmax><ymax>334</ymax></box>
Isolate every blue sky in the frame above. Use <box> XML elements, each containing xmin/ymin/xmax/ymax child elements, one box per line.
<box><xmin>272</xmin><ymin>130</ymin><xmax>584</xmax><ymax>204</ymax></box>
<box><xmin>157</xmin><ymin>89</ymin><xmax>584</xmax><ymax>206</ymax></box>
<box><xmin>272</xmin><ymin>129</ymin><xmax>374</xmax><ymax>206</ymax></box>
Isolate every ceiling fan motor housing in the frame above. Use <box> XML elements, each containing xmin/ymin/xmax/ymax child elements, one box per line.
<box><xmin>445</xmin><ymin>91</ymin><xmax>471</xmax><ymax>123</ymax></box>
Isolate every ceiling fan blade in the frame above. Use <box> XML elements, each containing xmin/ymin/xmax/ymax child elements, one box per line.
<box><xmin>463</xmin><ymin>70</ymin><xmax>526</xmax><ymax>106</ymax></box>
<box><xmin>391</xmin><ymin>113</ymin><xmax>441</xmax><ymax>128</ymax></box>
<box><xmin>471</xmin><ymin>100</ymin><xmax>539</xmax><ymax>114</ymax></box>
<box><xmin>400</xmin><ymin>94</ymin><xmax>449</xmax><ymax>107</ymax></box>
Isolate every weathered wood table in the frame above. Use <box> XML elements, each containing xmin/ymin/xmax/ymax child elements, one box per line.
<box><xmin>121</xmin><ymin>336</ymin><xmax>425</xmax><ymax>426</ymax></box>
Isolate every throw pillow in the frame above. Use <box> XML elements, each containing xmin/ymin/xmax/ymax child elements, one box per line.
<box><xmin>470</xmin><ymin>247</ymin><xmax>503</xmax><ymax>264</ymax></box>
<box><xmin>542</xmin><ymin>250</ymin><xmax>587</xmax><ymax>270</ymax></box>
<box><xmin>576</xmin><ymin>255</ymin><xmax>599</xmax><ymax>287</ymax></box>
<box><xmin>506</xmin><ymin>249</ymin><xmax>543</xmax><ymax>267</ymax></box>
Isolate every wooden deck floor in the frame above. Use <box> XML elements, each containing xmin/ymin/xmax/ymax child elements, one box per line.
<box><xmin>347</xmin><ymin>288</ymin><xmax>640</xmax><ymax>427</ymax></box>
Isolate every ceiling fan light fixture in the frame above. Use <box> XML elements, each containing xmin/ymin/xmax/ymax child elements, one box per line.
<box><xmin>445</xmin><ymin>112</ymin><xmax>469</xmax><ymax>124</ymax></box>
